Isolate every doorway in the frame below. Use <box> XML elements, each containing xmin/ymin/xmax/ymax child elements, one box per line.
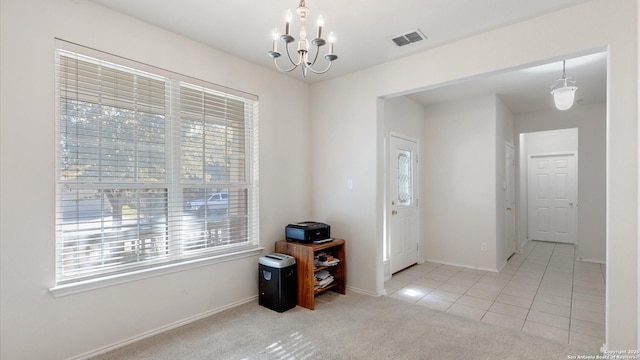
<box><xmin>388</xmin><ymin>134</ymin><xmax>419</xmax><ymax>274</ymax></box>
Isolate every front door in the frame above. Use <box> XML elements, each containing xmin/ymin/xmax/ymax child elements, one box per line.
<box><xmin>389</xmin><ymin>135</ymin><xmax>419</xmax><ymax>274</ymax></box>
<box><xmin>528</xmin><ymin>153</ymin><xmax>577</xmax><ymax>244</ymax></box>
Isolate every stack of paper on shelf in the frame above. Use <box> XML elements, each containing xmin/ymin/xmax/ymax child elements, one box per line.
<box><xmin>314</xmin><ymin>269</ymin><xmax>334</xmax><ymax>289</ymax></box>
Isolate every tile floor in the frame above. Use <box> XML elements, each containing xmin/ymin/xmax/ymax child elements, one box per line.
<box><xmin>384</xmin><ymin>240</ymin><xmax>606</xmax><ymax>353</ymax></box>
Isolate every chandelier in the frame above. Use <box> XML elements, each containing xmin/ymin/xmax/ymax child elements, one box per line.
<box><xmin>550</xmin><ymin>60</ymin><xmax>578</xmax><ymax>111</ymax></box>
<box><xmin>268</xmin><ymin>0</ymin><xmax>338</xmax><ymax>78</ymax></box>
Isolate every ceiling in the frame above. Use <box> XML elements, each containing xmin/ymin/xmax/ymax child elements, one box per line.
<box><xmin>89</xmin><ymin>0</ymin><xmax>605</xmax><ymax>113</ymax></box>
<box><xmin>407</xmin><ymin>51</ymin><xmax>607</xmax><ymax>113</ymax></box>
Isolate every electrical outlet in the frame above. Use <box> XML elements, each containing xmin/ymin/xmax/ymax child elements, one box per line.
<box><xmin>481</xmin><ymin>243</ymin><xmax>487</xmax><ymax>252</ymax></box>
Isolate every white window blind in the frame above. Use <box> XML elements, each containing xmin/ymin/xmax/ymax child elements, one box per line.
<box><xmin>55</xmin><ymin>43</ymin><xmax>259</xmax><ymax>286</ymax></box>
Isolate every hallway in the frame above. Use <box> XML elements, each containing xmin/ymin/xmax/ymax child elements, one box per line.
<box><xmin>385</xmin><ymin>241</ymin><xmax>605</xmax><ymax>353</ymax></box>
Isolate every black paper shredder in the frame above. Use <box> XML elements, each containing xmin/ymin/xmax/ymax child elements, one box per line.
<box><xmin>258</xmin><ymin>253</ymin><xmax>297</xmax><ymax>312</ymax></box>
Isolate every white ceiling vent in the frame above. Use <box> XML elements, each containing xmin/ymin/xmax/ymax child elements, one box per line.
<box><xmin>392</xmin><ymin>29</ymin><xmax>427</xmax><ymax>47</ymax></box>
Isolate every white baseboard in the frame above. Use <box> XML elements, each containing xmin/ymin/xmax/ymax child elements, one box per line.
<box><xmin>347</xmin><ymin>285</ymin><xmax>384</xmax><ymax>297</ymax></box>
<box><xmin>576</xmin><ymin>257</ymin><xmax>606</xmax><ymax>265</ymax></box>
<box><xmin>424</xmin><ymin>258</ymin><xmax>499</xmax><ymax>273</ymax></box>
<box><xmin>69</xmin><ymin>295</ymin><xmax>258</xmax><ymax>360</ymax></box>
<box><xmin>383</xmin><ymin>259</ymin><xmax>392</xmax><ymax>281</ymax></box>
<box><xmin>496</xmin><ymin>260</ymin><xmax>508</xmax><ymax>272</ymax></box>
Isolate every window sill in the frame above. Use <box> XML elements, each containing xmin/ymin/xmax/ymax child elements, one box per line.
<box><xmin>49</xmin><ymin>245</ymin><xmax>264</xmax><ymax>298</ymax></box>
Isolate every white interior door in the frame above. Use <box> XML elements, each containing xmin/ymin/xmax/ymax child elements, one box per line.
<box><xmin>505</xmin><ymin>143</ymin><xmax>516</xmax><ymax>258</ymax></box>
<box><xmin>528</xmin><ymin>154</ymin><xmax>577</xmax><ymax>244</ymax></box>
<box><xmin>389</xmin><ymin>135</ymin><xmax>419</xmax><ymax>274</ymax></box>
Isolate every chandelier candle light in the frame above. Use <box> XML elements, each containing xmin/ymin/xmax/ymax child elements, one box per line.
<box><xmin>268</xmin><ymin>0</ymin><xmax>338</xmax><ymax>77</ymax></box>
<box><xmin>550</xmin><ymin>60</ymin><xmax>578</xmax><ymax>111</ymax></box>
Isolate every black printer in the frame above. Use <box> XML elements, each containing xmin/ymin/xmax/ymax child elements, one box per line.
<box><xmin>285</xmin><ymin>221</ymin><xmax>331</xmax><ymax>243</ymax></box>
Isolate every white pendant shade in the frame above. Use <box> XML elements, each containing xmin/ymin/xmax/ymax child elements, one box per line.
<box><xmin>550</xmin><ymin>60</ymin><xmax>578</xmax><ymax>111</ymax></box>
<box><xmin>551</xmin><ymin>85</ymin><xmax>577</xmax><ymax>111</ymax></box>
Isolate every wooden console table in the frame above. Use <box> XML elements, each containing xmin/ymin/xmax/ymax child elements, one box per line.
<box><xmin>275</xmin><ymin>238</ymin><xmax>346</xmax><ymax>310</ymax></box>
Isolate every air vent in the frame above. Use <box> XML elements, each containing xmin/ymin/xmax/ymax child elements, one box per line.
<box><xmin>391</xmin><ymin>29</ymin><xmax>427</xmax><ymax>47</ymax></box>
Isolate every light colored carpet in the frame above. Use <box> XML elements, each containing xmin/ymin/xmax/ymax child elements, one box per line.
<box><xmin>92</xmin><ymin>291</ymin><xmax>594</xmax><ymax>359</ymax></box>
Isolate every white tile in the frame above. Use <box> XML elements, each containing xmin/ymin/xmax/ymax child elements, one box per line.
<box><xmin>530</xmin><ymin>300</ymin><xmax>571</xmax><ymax>318</ymax></box>
<box><xmin>573</xmin><ymin>284</ymin><xmax>605</xmax><ymax>296</ymax></box>
<box><xmin>389</xmin><ymin>285</ymin><xmax>432</xmax><ymax>303</ymax></box>
<box><xmin>505</xmin><ymin>279</ymin><xmax>540</xmax><ymax>292</ymax></box>
<box><xmin>428</xmin><ymin>289</ymin><xmax>462</xmax><ymax>302</ymax></box>
<box><xmin>526</xmin><ymin>310</ymin><xmax>570</xmax><ymax>330</ymax></box>
<box><xmin>431</xmin><ymin>266</ymin><xmax>463</xmax><ymax>277</ymax></box>
<box><xmin>470</xmin><ymin>281</ymin><xmax>505</xmax><ymax>293</ymax></box>
<box><xmin>446</xmin><ymin>275</ymin><xmax>480</xmax><ymax>287</ymax></box>
<box><xmin>545</xmin><ymin>264</ymin><xmax>574</xmax><ymax>275</ymax></box>
<box><xmin>438</xmin><ymin>282</ymin><xmax>471</xmax><ymax>295</ymax></box>
<box><xmin>482</xmin><ymin>311</ymin><xmax>525</xmax><ymax>331</ymax></box>
<box><xmin>500</xmin><ymin>286</ymin><xmax>536</xmax><ymax>300</ymax></box>
<box><xmin>446</xmin><ymin>303</ymin><xmax>486</xmax><ymax>321</ymax></box>
<box><xmin>401</xmin><ymin>264</ymin><xmax>434</xmax><ymax>276</ymax></box>
<box><xmin>543</xmin><ymin>270</ymin><xmax>573</xmax><ymax>280</ymax></box>
<box><xmin>482</xmin><ymin>271</ymin><xmax>514</xmax><ymax>281</ymax></box>
<box><xmin>488</xmin><ymin>302</ymin><xmax>529</xmax><ymax>320</ymax></box>
<box><xmin>495</xmin><ymin>293</ymin><xmax>533</xmax><ymax>309</ymax></box>
<box><xmin>417</xmin><ymin>296</ymin><xmax>453</xmax><ymax>312</ymax></box>
<box><xmin>571</xmin><ymin>299</ymin><xmax>605</xmax><ymax>313</ymax></box>
<box><xmin>392</xmin><ymin>271</ymin><xmax>423</xmax><ymax>283</ymax></box>
<box><xmin>477</xmin><ymin>276</ymin><xmax>509</xmax><ymax>287</ymax></box>
<box><xmin>510</xmin><ymin>273</ymin><xmax>543</xmax><ymax>284</ymax></box>
<box><xmin>514</xmin><ymin>269</ymin><xmax>545</xmax><ymax>279</ymax></box>
<box><xmin>535</xmin><ymin>292</ymin><xmax>572</xmax><ymax>307</ymax></box>
<box><xmin>413</xmin><ymin>277</ymin><xmax>444</xmax><ymax>289</ymax></box>
<box><xmin>539</xmin><ymin>277</ymin><xmax>573</xmax><ymax>291</ymax></box>
<box><xmin>464</xmin><ymin>287</ymin><xmax>500</xmax><ymax>301</ymax></box>
<box><xmin>572</xmin><ymin>308</ymin><xmax>605</xmax><ymax>326</ymax></box>
<box><xmin>388</xmin><ymin>240</ymin><xmax>609</xmax><ymax>349</ymax></box>
<box><xmin>423</xmin><ymin>272</ymin><xmax>452</xmax><ymax>282</ymax></box>
<box><xmin>422</xmin><ymin>261</ymin><xmax>443</xmax><ymax>269</ymax></box>
<box><xmin>459</xmin><ymin>268</ymin><xmax>490</xmax><ymax>277</ymax></box>
<box><xmin>570</xmin><ymin>318</ymin><xmax>605</xmax><ymax>338</ymax></box>
<box><xmin>455</xmin><ymin>295</ymin><xmax>494</xmax><ymax>311</ymax></box>
<box><xmin>572</xmin><ymin>292</ymin><xmax>605</xmax><ymax>305</ymax></box>
<box><xmin>384</xmin><ymin>278</ymin><xmax>408</xmax><ymax>292</ymax></box>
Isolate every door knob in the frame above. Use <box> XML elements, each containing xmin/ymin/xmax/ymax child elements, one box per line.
<box><xmin>506</xmin><ymin>207</ymin><xmax>512</xmax><ymax>211</ymax></box>
<box><xmin>392</xmin><ymin>210</ymin><xmax>397</xmax><ymax>215</ymax></box>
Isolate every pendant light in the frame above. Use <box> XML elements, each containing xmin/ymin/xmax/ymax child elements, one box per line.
<box><xmin>550</xmin><ymin>60</ymin><xmax>578</xmax><ymax>111</ymax></box>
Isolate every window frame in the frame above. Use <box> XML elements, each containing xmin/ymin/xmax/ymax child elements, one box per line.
<box><xmin>50</xmin><ymin>40</ymin><xmax>261</xmax><ymax>297</ymax></box>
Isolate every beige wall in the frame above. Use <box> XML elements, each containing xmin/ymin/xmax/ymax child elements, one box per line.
<box><xmin>496</xmin><ymin>95</ymin><xmax>515</xmax><ymax>268</ymax></box>
<box><xmin>310</xmin><ymin>0</ymin><xmax>637</xmax><ymax>349</ymax></box>
<box><xmin>421</xmin><ymin>95</ymin><xmax>498</xmax><ymax>270</ymax></box>
<box><xmin>0</xmin><ymin>0</ymin><xmax>637</xmax><ymax>357</ymax></box>
<box><xmin>0</xmin><ymin>0</ymin><xmax>311</xmax><ymax>359</ymax></box>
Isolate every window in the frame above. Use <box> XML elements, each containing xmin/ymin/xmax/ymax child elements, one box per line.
<box><xmin>54</xmin><ymin>42</ymin><xmax>259</xmax><ymax>288</ymax></box>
